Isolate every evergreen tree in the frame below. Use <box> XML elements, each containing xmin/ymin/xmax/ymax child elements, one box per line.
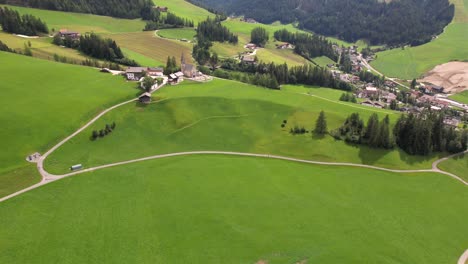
<box><xmin>251</xmin><ymin>27</ymin><xmax>269</xmax><ymax>47</ymax></box>
<box><xmin>315</xmin><ymin>110</ymin><xmax>328</xmax><ymax>134</ymax></box>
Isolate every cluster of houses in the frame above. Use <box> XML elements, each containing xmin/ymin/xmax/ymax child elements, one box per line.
<box><xmin>153</xmin><ymin>6</ymin><xmax>168</xmax><ymax>12</ymax></box>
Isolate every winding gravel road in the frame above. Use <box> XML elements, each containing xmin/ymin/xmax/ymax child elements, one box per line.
<box><xmin>0</xmin><ymin>84</ymin><xmax>466</xmax><ymax>262</ymax></box>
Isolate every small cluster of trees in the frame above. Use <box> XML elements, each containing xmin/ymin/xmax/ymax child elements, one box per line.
<box><xmin>250</xmin><ymin>27</ymin><xmax>269</xmax><ymax>47</ymax></box>
<box><xmin>196</xmin><ymin>16</ymin><xmax>238</xmax><ymax>43</ymax></box>
<box><xmin>332</xmin><ymin>113</ymin><xmax>394</xmax><ymax>149</ymax></box>
<box><xmin>0</xmin><ymin>7</ymin><xmax>48</xmax><ymax>36</ymax></box>
<box><xmin>219</xmin><ymin>58</ymin><xmax>354</xmax><ymax>91</ymax></box>
<box><xmin>358</xmin><ymin>70</ymin><xmax>385</xmax><ymax>88</ymax></box>
<box><xmin>274</xmin><ymin>29</ymin><xmax>338</xmax><ymax>61</ymax></box>
<box><xmin>143</xmin><ymin>12</ymin><xmax>194</xmax><ymax>30</ymax></box>
<box><xmin>290</xmin><ymin>126</ymin><xmax>307</xmax><ymax>135</ymax></box>
<box><xmin>164</xmin><ymin>56</ymin><xmax>180</xmax><ymax>75</ymax></box>
<box><xmin>286</xmin><ymin>111</ymin><xmax>328</xmax><ymax>135</ymax></box>
<box><xmin>339</xmin><ymin>93</ymin><xmax>357</xmax><ymax>103</ymax></box>
<box><xmin>91</xmin><ymin>122</ymin><xmax>116</xmax><ymax>140</ymax></box>
<box><xmin>394</xmin><ymin>112</ymin><xmax>468</xmax><ymax>155</ymax></box>
<box><xmin>53</xmin><ymin>33</ymin><xmax>138</xmax><ymax>66</ymax></box>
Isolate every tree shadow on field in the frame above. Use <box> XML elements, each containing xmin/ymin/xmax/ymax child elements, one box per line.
<box><xmin>356</xmin><ymin>144</ymin><xmax>389</xmax><ymax>166</ymax></box>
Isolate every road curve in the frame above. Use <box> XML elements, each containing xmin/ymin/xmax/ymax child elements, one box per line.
<box><xmin>459</xmin><ymin>250</ymin><xmax>468</xmax><ymax>264</ymax></box>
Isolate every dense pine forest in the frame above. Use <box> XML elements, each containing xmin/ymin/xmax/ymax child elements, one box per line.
<box><xmin>0</xmin><ymin>7</ymin><xmax>48</xmax><ymax>36</ymax></box>
<box><xmin>192</xmin><ymin>0</ymin><xmax>454</xmax><ymax>46</ymax></box>
<box><xmin>0</xmin><ymin>0</ymin><xmax>154</xmax><ymax>19</ymax></box>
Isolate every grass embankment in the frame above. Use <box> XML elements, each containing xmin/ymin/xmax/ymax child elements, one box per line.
<box><xmin>370</xmin><ymin>0</ymin><xmax>468</xmax><ymax>79</ymax></box>
<box><xmin>2</xmin><ymin>155</ymin><xmax>468</xmax><ymax>264</ymax></box>
<box><xmin>103</xmin><ymin>31</ymin><xmax>193</xmax><ymax>66</ymax></box>
<box><xmin>157</xmin><ymin>28</ymin><xmax>196</xmax><ymax>40</ymax></box>
<box><xmin>152</xmin><ymin>0</ymin><xmax>214</xmax><ymax>24</ymax></box>
<box><xmin>438</xmin><ymin>153</ymin><xmax>468</xmax><ymax>182</ymax></box>
<box><xmin>45</xmin><ymin>79</ymin><xmax>443</xmax><ymax>174</ymax></box>
<box><xmin>0</xmin><ymin>52</ymin><xmax>137</xmax><ymax>197</ymax></box>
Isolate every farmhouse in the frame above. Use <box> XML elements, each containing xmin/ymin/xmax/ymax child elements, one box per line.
<box><xmin>169</xmin><ymin>72</ymin><xmax>184</xmax><ymax>84</ymax></box>
<box><xmin>58</xmin><ymin>29</ymin><xmax>80</xmax><ymax>39</ymax></box>
<box><xmin>361</xmin><ymin>100</ymin><xmax>385</xmax><ymax>109</ymax></box>
<box><xmin>241</xmin><ymin>56</ymin><xmax>256</xmax><ymax>65</ymax></box>
<box><xmin>277</xmin><ymin>43</ymin><xmax>294</xmax><ymax>49</ymax></box>
<box><xmin>147</xmin><ymin>67</ymin><xmax>164</xmax><ymax>77</ymax></box>
<box><xmin>138</xmin><ymin>92</ymin><xmax>152</xmax><ymax>104</ymax></box>
<box><xmin>154</xmin><ymin>6</ymin><xmax>168</xmax><ymax>12</ymax></box>
<box><xmin>245</xmin><ymin>43</ymin><xmax>257</xmax><ymax>50</ymax></box>
<box><xmin>125</xmin><ymin>67</ymin><xmax>147</xmax><ymax>81</ymax></box>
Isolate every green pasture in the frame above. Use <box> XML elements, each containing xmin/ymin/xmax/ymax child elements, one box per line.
<box><xmin>370</xmin><ymin>0</ymin><xmax>468</xmax><ymax>79</ymax></box>
<box><xmin>152</xmin><ymin>0</ymin><xmax>214</xmax><ymax>24</ymax></box>
<box><xmin>438</xmin><ymin>153</ymin><xmax>468</xmax><ymax>182</ymax></box>
<box><xmin>1</xmin><ymin>5</ymin><xmax>145</xmax><ymax>33</ymax></box>
<box><xmin>0</xmin><ymin>52</ymin><xmax>137</xmax><ymax>197</ymax></box>
<box><xmin>2</xmin><ymin>155</ymin><xmax>468</xmax><ymax>264</ymax></box>
<box><xmin>450</xmin><ymin>90</ymin><xmax>468</xmax><ymax>104</ymax></box>
<box><xmin>312</xmin><ymin>56</ymin><xmax>336</xmax><ymax>67</ymax></box>
<box><xmin>122</xmin><ymin>48</ymin><xmax>164</xmax><ymax>67</ymax></box>
<box><xmin>44</xmin><ymin>79</ymin><xmax>443</xmax><ymax>174</ymax></box>
<box><xmin>157</xmin><ymin>28</ymin><xmax>196</xmax><ymax>40</ymax></box>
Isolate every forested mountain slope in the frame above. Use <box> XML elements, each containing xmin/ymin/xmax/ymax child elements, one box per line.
<box><xmin>190</xmin><ymin>0</ymin><xmax>454</xmax><ymax>46</ymax></box>
<box><xmin>0</xmin><ymin>0</ymin><xmax>153</xmax><ymax>18</ymax></box>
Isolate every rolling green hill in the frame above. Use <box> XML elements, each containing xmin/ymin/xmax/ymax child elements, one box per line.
<box><xmin>1</xmin><ymin>155</ymin><xmax>467</xmax><ymax>264</ymax></box>
<box><xmin>44</xmin><ymin>79</ymin><xmax>443</xmax><ymax>174</ymax></box>
<box><xmin>0</xmin><ymin>52</ymin><xmax>136</xmax><ymax>197</ymax></box>
<box><xmin>370</xmin><ymin>0</ymin><xmax>468</xmax><ymax>79</ymax></box>
<box><xmin>152</xmin><ymin>0</ymin><xmax>214</xmax><ymax>24</ymax></box>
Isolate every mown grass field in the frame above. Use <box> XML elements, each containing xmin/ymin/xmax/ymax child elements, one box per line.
<box><xmin>438</xmin><ymin>153</ymin><xmax>468</xmax><ymax>182</ymax></box>
<box><xmin>152</xmin><ymin>0</ymin><xmax>213</xmax><ymax>24</ymax></box>
<box><xmin>312</xmin><ymin>56</ymin><xmax>336</xmax><ymax>67</ymax></box>
<box><xmin>1</xmin><ymin>5</ymin><xmax>145</xmax><ymax>33</ymax></box>
<box><xmin>44</xmin><ymin>79</ymin><xmax>444</xmax><ymax>174</ymax></box>
<box><xmin>103</xmin><ymin>31</ymin><xmax>193</xmax><ymax>66</ymax></box>
<box><xmin>450</xmin><ymin>90</ymin><xmax>468</xmax><ymax>104</ymax></box>
<box><xmin>157</xmin><ymin>28</ymin><xmax>196</xmax><ymax>40</ymax></box>
<box><xmin>370</xmin><ymin>0</ymin><xmax>468</xmax><ymax>79</ymax></box>
<box><xmin>2</xmin><ymin>155</ymin><xmax>468</xmax><ymax>264</ymax></box>
<box><xmin>0</xmin><ymin>52</ymin><xmax>137</xmax><ymax>197</ymax></box>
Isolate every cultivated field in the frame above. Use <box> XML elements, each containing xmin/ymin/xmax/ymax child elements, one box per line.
<box><xmin>102</xmin><ymin>31</ymin><xmax>194</xmax><ymax>66</ymax></box>
<box><xmin>1</xmin><ymin>155</ymin><xmax>467</xmax><ymax>264</ymax></box>
<box><xmin>1</xmin><ymin>5</ymin><xmax>145</xmax><ymax>33</ymax></box>
<box><xmin>370</xmin><ymin>0</ymin><xmax>468</xmax><ymax>79</ymax></box>
<box><xmin>0</xmin><ymin>52</ymin><xmax>137</xmax><ymax>197</ymax></box>
<box><xmin>44</xmin><ymin>79</ymin><xmax>444</xmax><ymax>174</ymax></box>
<box><xmin>152</xmin><ymin>0</ymin><xmax>214</xmax><ymax>24</ymax></box>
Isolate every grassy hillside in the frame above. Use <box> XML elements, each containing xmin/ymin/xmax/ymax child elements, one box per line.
<box><xmin>44</xmin><ymin>79</ymin><xmax>444</xmax><ymax>174</ymax></box>
<box><xmin>438</xmin><ymin>153</ymin><xmax>468</xmax><ymax>182</ymax></box>
<box><xmin>2</xmin><ymin>155</ymin><xmax>467</xmax><ymax>264</ymax></box>
<box><xmin>1</xmin><ymin>5</ymin><xmax>145</xmax><ymax>33</ymax></box>
<box><xmin>152</xmin><ymin>0</ymin><xmax>214</xmax><ymax>24</ymax></box>
<box><xmin>0</xmin><ymin>52</ymin><xmax>137</xmax><ymax>197</ymax></box>
<box><xmin>103</xmin><ymin>31</ymin><xmax>193</xmax><ymax>66</ymax></box>
<box><xmin>370</xmin><ymin>0</ymin><xmax>468</xmax><ymax>79</ymax></box>
<box><xmin>157</xmin><ymin>28</ymin><xmax>196</xmax><ymax>40</ymax></box>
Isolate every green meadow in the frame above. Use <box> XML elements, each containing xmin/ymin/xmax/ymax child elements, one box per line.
<box><xmin>1</xmin><ymin>5</ymin><xmax>145</xmax><ymax>33</ymax></box>
<box><xmin>370</xmin><ymin>0</ymin><xmax>468</xmax><ymax>79</ymax></box>
<box><xmin>438</xmin><ymin>153</ymin><xmax>468</xmax><ymax>182</ymax></box>
<box><xmin>44</xmin><ymin>79</ymin><xmax>443</xmax><ymax>174</ymax></box>
<box><xmin>450</xmin><ymin>90</ymin><xmax>468</xmax><ymax>104</ymax></box>
<box><xmin>312</xmin><ymin>56</ymin><xmax>336</xmax><ymax>67</ymax></box>
<box><xmin>152</xmin><ymin>0</ymin><xmax>214</xmax><ymax>24</ymax></box>
<box><xmin>2</xmin><ymin>155</ymin><xmax>467</xmax><ymax>264</ymax></box>
<box><xmin>0</xmin><ymin>52</ymin><xmax>137</xmax><ymax>197</ymax></box>
<box><xmin>157</xmin><ymin>28</ymin><xmax>196</xmax><ymax>40</ymax></box>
